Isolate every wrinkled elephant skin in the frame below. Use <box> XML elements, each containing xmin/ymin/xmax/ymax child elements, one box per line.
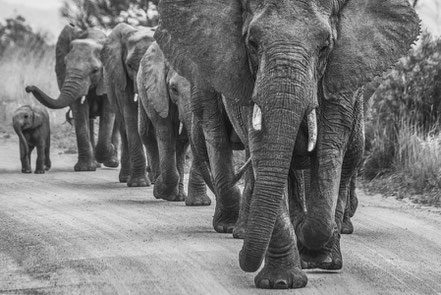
<box><xmin>156</xmin><ymin>0</ymin><xmax>420</xmax><ymax>289</ymax></box>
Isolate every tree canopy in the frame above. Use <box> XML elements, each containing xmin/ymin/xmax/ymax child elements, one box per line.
<box><xmin>0</xmin><ymin>15</ymin><xmax>48</xmax><ymax>55</ymax></box>
<box><xmin>60</xmin><ymin>0</ymin><xmax>159</xmax><ymax>30</ymax></box>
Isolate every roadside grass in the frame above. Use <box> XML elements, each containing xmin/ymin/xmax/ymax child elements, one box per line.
<box><xmin>0</xmin><ymin>45</ymin><xmax>77</xmax><ymax>152</ymax></box>
<box><xmin>363</xmin><ymin>119</ymin><xmax>441</xmax><ymax>207</ymax></box>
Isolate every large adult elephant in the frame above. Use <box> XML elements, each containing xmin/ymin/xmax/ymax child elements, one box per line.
<box><xmin>25</xmin><ymin>24</ymin><xmax>118</xmax><ymax>171</ymax></box>
<box><xmin>156</xmin><ymin>0</ymin><xmax>419</xmax><ymax>289</ymax></box>
<box><xmin>137</xmin><ymin>42</ymin><xmax>211</xmax><ymax>204</ymax></box>
<box><xmin>101</xmin><ymin>23</ymin><xmax>155</xmax><ymax>187</ymax></box>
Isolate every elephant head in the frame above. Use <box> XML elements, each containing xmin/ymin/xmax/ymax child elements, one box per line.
<box><xmin>156</xmin><ymin>0</ymin><xmax>420</xmax><ymax>272</ymax></box>
<box><xmin>12</xmin><ymin>105</ymin><xmax>46</xmax><ymax>155</ymax></box>
<box><xmin>25</xmin><ymin>24</ymin><xmax>107</xmax><ymax>109</ymax></box>
<box><xmin>138</xmin><ymin>41</ymin><xmax>190</xmax><ymax>121</ymax></box>
<box><xmin>101</xmin><ymin>23</ymin><xmax>155</xmax><ymax>97</ymax></box>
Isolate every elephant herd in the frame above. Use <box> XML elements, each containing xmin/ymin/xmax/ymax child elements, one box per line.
<box><xmin>23</xmin><ymin>0</ymin><xmax>420</xmax><ymax>290</ymax></box>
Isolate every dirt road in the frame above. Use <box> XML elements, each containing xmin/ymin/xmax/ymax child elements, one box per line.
<box><xmin>1</xmin><ymin>139</ymin><xmax>441</xmax><ymax>295</ymax></box>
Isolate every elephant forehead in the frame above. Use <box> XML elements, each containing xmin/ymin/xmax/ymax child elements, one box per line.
<box><xmin>71</xmin><ymin>39</ymin><xmax>102</xmax><ymax>52</ymax></box>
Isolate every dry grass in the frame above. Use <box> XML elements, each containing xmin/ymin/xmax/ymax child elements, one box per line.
<box><xmin>364</xmin><ymin>119</ymin><xmax>441</xmax><ymax>206</ymax></box>
<box><xmin>0</xmin><ymin>45</ymin><xmax>77</xmax><ymax>152</ymax></box>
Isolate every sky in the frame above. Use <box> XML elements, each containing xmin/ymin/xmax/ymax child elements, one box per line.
<box><xmin>0</xmin><ymin>0</ymin><xmax>440</xmax><ymax>43</ymax></box>
<box><xmin>0</xmin><ymin>0</ymin><xmax>65</xmax><ymax>43</ymax></box>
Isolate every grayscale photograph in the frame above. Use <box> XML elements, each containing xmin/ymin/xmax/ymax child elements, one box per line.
<box><xmin>0</xmin><ymin>0</ymin><xmax>440</xmax><ymax>294</ymax></box>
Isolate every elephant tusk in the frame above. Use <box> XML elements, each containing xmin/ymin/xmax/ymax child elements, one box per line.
<box><xmin>81</xmin><ymin>96</ymin><xmax>86</xmax><ymax>104</ymax></box>
<box><xmin>252</xmin><ymin>104</ymin><xmax>262</xmax><ymax>131</ymax></box>
<box><xmin>232</xmin><ymin>157</ymin><xmax>252</xmax><ymax>185</ymax></box>
<box><xmin>179</xmin><ymin>122</ymin><xmax>183</xmax><ymax>135</ymax></box>
<box><xmin>307</xmin><ymin>109</ymin><xmax>317</xmax><ymax>152</ymax></box>
<box><xmin>134</xmin><ymin>93</ymin><xmax>138</xmax><ymax>102</ymax></box>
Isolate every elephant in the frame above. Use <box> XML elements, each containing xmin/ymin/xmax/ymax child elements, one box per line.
<box><xmin>101</xmin><ymin>23</ymin><xmax>155</xmax><ymax>187</ymax></box>
<box><xmin>341</xmin><ymin>80</ymin><xmax>382</xmax><ymax>235</ymax></box>
<box><xmin>155</xmin><ymin>0</ymin><xmax>420</xmax><ymax>289</ymax></box>
<box><xmin>25</xmin><ymin>24</ymin><xmax>118</xmax><ymax>172</ymax></box>
<box><xmin>137</xmin><ymin>40</ymin><xmax>245</xmax><ymax>232</ymax></box>
<box><xmin>136</xmin><ymin>41</ymin><xmax>212</xmax><ymax>204</ymax></box>
<box><xmin>13</xmin><ymin>105</ymin><xmax>51</xmax><ymax>174</ymax></box>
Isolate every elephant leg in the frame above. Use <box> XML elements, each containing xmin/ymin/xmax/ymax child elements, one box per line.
<box><xmin>153</xmin><ymin>115</ymin><xmax>182</xmax><ymax>201</ymax></box>
<box><xmin>341</xmin><ymin>174</ymin><xmax>358</xmax><ymax>234</ymax></box>
<box><xmin>340</xmin><ymin>100</ymin><xmax>364</xmax><ymax>235</ymax></box>
<box><xmin>44</xmin><ymin>135</ymin><xmax>51</xmax><ymax>171</ymax></box>
<box><xmin>232</xmin><ymin>157</ymin><xmax>253</xmax><ymax>239</ymax></box>
<box><xmin>186</xmin><ymin>156</ymin><xmax>211</xmax><ymax>206</ymax></box>
<box><xmin>175</xmin><ymin>127</ymin><xmax>189</xmax><ymax>201</ymax></box>
<box><xmin>89</xmin><ymin>119</ymin><xmax>101</xmax><ymax>168</ymax></box>
<box><xmin>34</xmin><ymin>141</ymin><xmax>46</xmax><ymax>174</ymax></box>
<box><xmin>89</xmin><ymin>119</ymin><xmax>95</xmax><ymax>149</ymax></box>
<box><xmin>254</xmin><ymin>188</ymin><xmax>307</xmax><ymax>289</ymax></box>
<box><xmin>348</xmin><ymin>174</ymin><xmax>359</xmax><ymax>217</ymax></box>
<box><xmin>122</xmin><ymin>103</ymin><xmax>149</xmax><ymax>187</ymax></box>
<box><xmin>192</xmin><ymin>87</ymin><xmax>240</xmax><ymax>233</ymax></box>
<box><xmin>96</xmin><ymin>98</ymin><xmax>119</xmax><ymax>168</ymax></box>
<box><xmin>288</xmin><ymin>167</ymin><xmax>341</xmax><ymax>270</ymax></box>
<box><xmin>111</xmin><ymin>119</ymin><xmax>120</xmax><ymax>159</ymax></box>
<box><xmin>19</xmin><ymin>138</ymin><xmax>31</xmax><ymax>173</ymax></box>
<box><xmin>138</xmin><ymin>105</ymin><xmax>159</xmax><ymax>183</ymax></box>
<box><xmin>71</xmin><ymin>101</ymin><xmax>96</xmax><ymax>171</ymax></box>
<box><xmin>118</xmin><ymin>117</ymin><xmax>130</xmax><ymax>183</ymax></box>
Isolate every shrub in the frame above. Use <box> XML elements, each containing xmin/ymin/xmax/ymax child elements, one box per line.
<box><xmin>364</xmin><ymin>31</ymin><xmax>441</xmax><ymax>202</ymax></box>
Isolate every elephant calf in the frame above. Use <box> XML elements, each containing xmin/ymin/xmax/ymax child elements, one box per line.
<box><xmin>13</xmin><ymin>105</ymin><xmax>51</xmax><ymax>174</ymax></box>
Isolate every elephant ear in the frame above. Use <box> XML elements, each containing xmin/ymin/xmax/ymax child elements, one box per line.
<box><xmin>55</xmin><ymin>24</ymin><xmax>82</xmax><ymax>90</ymax></box>
<box><xmin>323</xmin><ymin>0</ymin><xmax>420</xmax><ymax>99</ymax></box>
<box><xmin>95</xmin><ymin>75</ymin><xmax>106</xmax><ymax>96</ymax></box>
<box><xmin>155</xmin><ymin>0</ymin><xmax>254</xmax><ymax>106</ymax></box>
<box><xmin>101</xmin><ymin>23</ymin><xmax>135</xmax><ymax>92</ymax></box>
<box><xmin>139</xmin><ymin>42</ymin><xmax>169</xmax><ymax>118</ymax></box>
<box><xmin>32</xmin><ymin>108</ymin><xmax>45</xmax><ymax>128</ymax></box>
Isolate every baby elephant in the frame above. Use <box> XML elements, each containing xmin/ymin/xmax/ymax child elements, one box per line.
<box><xmin>13</xmin><ymin>105</ymin><xmax>51</xmax><ymax>174</ymax></box>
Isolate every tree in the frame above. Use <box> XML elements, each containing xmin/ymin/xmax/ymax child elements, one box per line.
<box><xmin>0</xmin><ymin>15</ymin><xmax>48</xmax><ymax>55</ymax></box>
<box><xmin>60</xmin><ymin>0</ymin><xmax>159</xmax><ymax>30</ymax></box>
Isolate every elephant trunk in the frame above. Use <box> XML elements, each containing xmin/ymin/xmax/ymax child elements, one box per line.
<box><xmin>26</xmin><ymin>72</ymin><xmax>90</xmax><ymax>109</ymax></box>
<box><xmin>239</xmin><ymin>51</ymin><xmax>310</xmax><ymax>272</ymax></box>
<box><xmin>13</xmin><ymin>119</ymin><xmax>28</xmax><ymax>156</ymax></box>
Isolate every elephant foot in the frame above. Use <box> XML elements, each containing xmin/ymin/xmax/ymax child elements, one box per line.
<box><xmin>45</xmin><ymin>160</ymin><xmax>51</xmax><ymax>171</ymax></box>
<box><xmin>103</xmin><ymin>157</ymin><xmax>119</xmax><ymax>168</ymax></box>
<box><xmin>119</xmin><ymin>169</ymin><xmax>130</xmax><ymax>183</ymax></box>
<box><xmin>185</xmin><ymin>193</ymin><xmax>211</xmax><ymax>206</ymax></box>
<box><xmin>74</xmin><ymin>160</ymin><xmax>97</xmax><ymax>172</ymax></box>
<box><xmin>213</xmin><ymin>203</ymin><xmax>239</xmax><ymax>233</ymax></box>
<box><xmin>153</xmin><ymin>176</ymin><xmax>184</xmax><ymax>201</ymax></box>
<box><xmin>341</xmin><ymin>216</ymin><xmax>354</xmax><ymax>235</ymax></box>
<box><xmin>232</xmin><ymin>219</ymin><xmax>246</xmax><ymax>239</ymax></box>
<box><xmin>153</xmin><ymin>186</ymin><xmax>185</xmax><ymax>202</ymax></box>
<box><xmin>127</xmin><ymin>175</ymin><xmax>151</xmax><ymax>187</ymax></box>
<box><xmin>300</xmin><ymin>231</ymin><xmax>342</xmax><ymax>270</ymax></box>
<box><xmin>34</xmin><ymin>169</ymin><xmax>45</xmax><ymax>174</ymax></box>
<box><xmin>255</xmin><ymin>253</ymin><xmax>307</xmax><ymax>289</ymax></box>
<box><xmin>21</xmin><ymin>168</ymin><xmax>32</xmax><ymax>174</ymax></box>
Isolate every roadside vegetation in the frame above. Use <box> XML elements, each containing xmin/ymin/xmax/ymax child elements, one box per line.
<box><xmin>363</xmin><ymin>32</ymin><xmax>441</xmax><ymax>207</ymax></box>
<box><xmin>0</xmin><ymin>15</ymin><xmax>77</xmax><ymax>152</ymax></box>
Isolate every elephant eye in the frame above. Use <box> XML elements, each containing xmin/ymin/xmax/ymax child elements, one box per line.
<box><xmin>247</xmin><ymin>36</ymin><xmax>259</xmax><ymax>52</ymax></box>
<box><xmin>319</xmin><ymin>35</ymin><xmax>332</xmax><ymax>53</ymax></box>
<box><xmin>24</xmin><ymin>114</ymin><xmax>28</xmax><ymax>119</ymax></box>
<box><xmin>170</xmin><ymin>84</ymin><xmax>178</xmax><ymax>95</ymax></box>
<box><xmin>92</xmin><ymin>67</ymin><xmax>100</xmax><ymax>74</ymax></box>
